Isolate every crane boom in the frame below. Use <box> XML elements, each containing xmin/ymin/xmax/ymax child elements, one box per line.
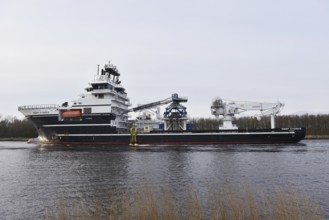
<box><xmin>131</xmin><ymin>93</ymin><xmax>187</xmax><ymax>112</ymax></box>
<box><xmin>226</xmin><ymin>101</ymin><xmax>283</xmax><ymax>114</ymax></box>
<box><xmin>211</xmin><ymin>97</ymin><xmax>284</xmax><ymax>130</ymax></box>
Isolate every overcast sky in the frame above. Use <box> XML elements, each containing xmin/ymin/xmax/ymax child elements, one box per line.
<box><xmin>1</xmin><ymin>0</ymin><xmax>329</xmax><ymax>119</ymax></box>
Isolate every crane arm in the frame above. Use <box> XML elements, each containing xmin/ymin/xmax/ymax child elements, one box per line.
<box><xmin>230</xmin><ymin>101</ymin><xmax>284</xmax><ymax>114</ymax></box>
<box><xmin>211</xmin><ymin>97</ymin><xmax>284</xmax><ymax>129</ymax></box>
<box><xmin>131</xmin><ymin>93</ymin><xmax>187</xmax><ymax>112</ymax></box>
<box><xmin>132</xmin><ymin>97</ymin><xmax>172</xmax><ymax>112</ymax></box>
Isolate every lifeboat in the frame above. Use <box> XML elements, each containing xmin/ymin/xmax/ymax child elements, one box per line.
<box><xmin>62</xmin><ymin>110</ymin><xmax>82</xmax><ymax>118</ymax></box>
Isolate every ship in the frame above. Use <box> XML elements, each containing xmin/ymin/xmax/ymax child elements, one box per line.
<box><xmin>18</xmin><ymin>61</ymin><xmax>305</xmax><ymax>145</ymax></box>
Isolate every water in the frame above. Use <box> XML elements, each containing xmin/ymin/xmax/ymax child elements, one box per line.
<box><xmin>0</xmin><ymin>140</ymin><xmax>329</xmax><ymax>219</ymax></box>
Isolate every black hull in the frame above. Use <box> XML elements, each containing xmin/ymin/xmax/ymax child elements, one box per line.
<box><xmin>27</xmin><ymin>114</ymin><xmax>127</xmax><ymax>137</ymax></box>
<box><xmin>52</xmin><ymin>133</ymin><xmax>305</xmax><ymax>145</ymax></box>
<box><xmin>26</xmin><ymin>115</ymin><xmax>306</xmax><ymax>145</ymax></box>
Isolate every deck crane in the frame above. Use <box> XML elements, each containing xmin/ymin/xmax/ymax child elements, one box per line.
<box><xmin>211</xmin><ymin>97</ymin><xmax>284</xmax><ymax>130</ymax></box>
<box><xmin>130</xmin><ymin>93</ymin><xmax>188</xmax><ymax>131</ymax></box>
<box><xmin>131</xmin><ymin>93</ymin><xmax>187</xmax><ymax>112</ymax></box>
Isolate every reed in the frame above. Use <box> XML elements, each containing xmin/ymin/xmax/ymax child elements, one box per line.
<box><xmin>48</xmin><ymin>185</ymin><xmax>323</xmax><ymax>220</ymax></box>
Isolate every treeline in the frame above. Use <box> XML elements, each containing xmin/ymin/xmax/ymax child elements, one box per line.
<box><xmin>190</xmin><ymin>114</ymin><xmax>329</xmax><ymax>137</ymax></box>
<box><xmin>0</xmin><ymin>116</ymin><xmax>37</xmax><ymax>138</ymax></box>
<box><xmin>0</xmin><ymin>115</ymin><xmax>328</xmax><ymax>138</ymax></box>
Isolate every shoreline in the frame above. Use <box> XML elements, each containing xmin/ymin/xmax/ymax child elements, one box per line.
<box><xmin>0</xmin><ymin>138</ymin><xmax>30</xmax><ymax>141</ymax></box>
<box><xmin>1</xmin><ymin>135</ymin><xmax>329</xmax><ymax>142</ymax></box>
<box><xmin>305</xmin><ymin>135</ymin><xmax>329</xmax><ymax>139</ymax></box>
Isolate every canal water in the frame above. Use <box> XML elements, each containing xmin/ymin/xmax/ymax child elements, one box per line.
<box><xmin>0</xmin><ymin>140</ymin><xmax>328</xmax><ymax>219</ymax></box>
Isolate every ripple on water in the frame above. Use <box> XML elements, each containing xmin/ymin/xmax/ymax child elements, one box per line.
<box><xmin>0</xmin><ymin>140</ymin><xmax>328</xmax><ymax>219</ymax></box>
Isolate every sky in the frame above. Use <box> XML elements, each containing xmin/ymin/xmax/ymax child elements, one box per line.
<box><xmin>1</xmin><ymin>0</ymin><xmax>329</xmax><ymax>119</ymax></box>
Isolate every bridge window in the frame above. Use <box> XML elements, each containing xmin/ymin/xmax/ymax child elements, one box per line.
<box><xmin>84</xmin><ymin>108</ymin><xmax>92</xmax><ymax>114</ymax></box>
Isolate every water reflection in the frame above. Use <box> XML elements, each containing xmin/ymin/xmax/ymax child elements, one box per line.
<box><xmin>0</xmin><ymin>140</ymin><xmax>328</xmax><ymax>219</ymax></box>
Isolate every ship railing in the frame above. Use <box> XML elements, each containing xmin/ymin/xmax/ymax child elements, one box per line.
<box><xmin>94</xmin><ymin>75</ymin><xmax>110</xmax><ymax>82</ymax></box>
<box><xmin>93</xmin><ymin>75</ymin><xmax>125</xmax><ymax>89</ymax></box>
<box><xmin>18</xmin><ymin>104</ymin><xmax>59</xmax><ymax>111</ymax></box>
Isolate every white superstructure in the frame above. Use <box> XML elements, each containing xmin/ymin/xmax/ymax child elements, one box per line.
<box><xmin>19</xmin><ymin>61</ymin><xmax>131</xmax><ymax>133</ymax></box>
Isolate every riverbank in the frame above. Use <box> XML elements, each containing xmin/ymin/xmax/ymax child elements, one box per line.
<box><xmin>1</xmin><ymin>135</ymin><xmax>329</xmax><ymax>142</ymax></box>
<box><xmin>49</xmin><ymin>185</ymin><xmax>322</xmax><ymax>220</ymax></box>
<box><xmin>305</xmin><ymin>135</ymin><xmax>329</xmax><ymax>139</ymax></box>
<box><xmin>0</xmin><ymin>138</ymin><xmax>29</xmax><ymax>141</ymax></box>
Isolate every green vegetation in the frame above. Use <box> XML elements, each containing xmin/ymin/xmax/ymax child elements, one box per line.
<box><xmin>190</xmin><ymin>114</ymin><xmax>329</xmax><ymax>138</ymax></box>
<box><xmin>48</xmin><ymin>185</ymin><xmax>322</xmax><ymax>220</ymax></box>
<box><xmin>1</xmin><ymin>114</ymin><xmax>329</xmax><ymax>139</ymax></box>
<box><xmin>0</xmin><ymin>116</ymin><xmax>37</xmax><ymax>139</ymax></box>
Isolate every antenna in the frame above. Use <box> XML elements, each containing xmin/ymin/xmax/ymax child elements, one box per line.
<box><xmin>97</xmin><ymin>64</ymin><xmax>99</xmax><ymax>75</ymax></box>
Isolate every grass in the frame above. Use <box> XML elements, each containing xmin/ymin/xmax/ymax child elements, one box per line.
<box><xmin>0</xmin><ymin>137</ymin><xmax>29</xmax><ymax>141</ymax></box>
<box><xmin>48</xmin><ymin>185</ymin><xmax>323</xmax><ymax>220</ymax></box>
<box><xmin>305</xmin><ymin>135</ymin><xmax>329</xmax><ymax>139</ymax></box>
